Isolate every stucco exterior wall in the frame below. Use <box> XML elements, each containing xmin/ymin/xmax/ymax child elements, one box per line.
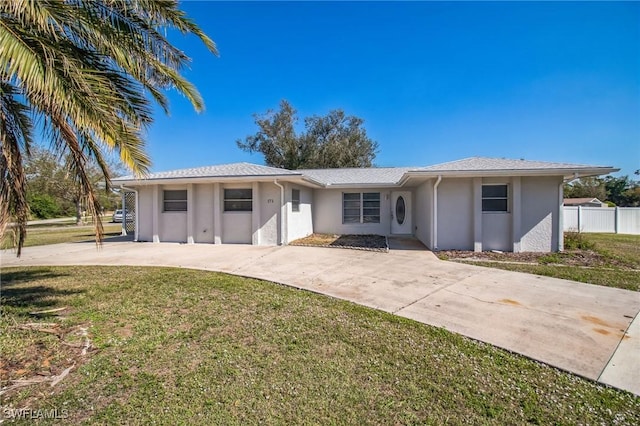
<box><xmin>193</xmin><ymin>184</ymin><xmax>214</xmax><ymax>243</ymax></box>
<box><xmin>437</xmin><ymin>178</ymin><xmax>474</xmax><ymax>250</ymax></box>
<box><xmin>481</xmin><ymin>177</ymin><xmax>512</xmax><ymax>252</ymax></box>
<box><xmin>414</xmin><ymin>179</ymin><xmax>433</xmax><ymax>248</ymax></box>
<box><xmin>313</xmin><ymin>188</ymin><xmax>392</xmax><ymax>236</ymax></box>
<box><xmin>521</xmin><ymin>176</ymin><xmax>561</xmax><ymax>252</ymax></box>
<box><xmin>137</xmin><ymin>186</ymin><xmax>153</xmax><ymax>242</ymax></box>
<box><xmin>287</xmin><ymin>184</ymin><xmax>314</xmax><ymax>242</ymax></box>
<box><xmin>258</xmin><ymin>182</ymin><xmax>280</xmax><ymax>245</ymax></box>
<box><xmin>159</xmin><ymin>184</ymin><xmax>187</xmax><ymax>243</ymax></box>
<box><xmin>221</xmin><ymin>183</ymin><xmax>252</xmax><ymax>244</ymax></box>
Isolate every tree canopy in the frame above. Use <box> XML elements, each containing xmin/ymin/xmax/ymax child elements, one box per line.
<box><xmin>564</xmin><ymin>175</ymin><xmax>640</xmax><ymax>207</ymax></box>
<box><xmin>237</xmin><ymin>100</ymin><xmax>378</xmax><ymax>169</ymax></box>
<box><xmin>0</xmin><ymin>0</ymin><xmax>217</xmax><ymax>255</ymax></box>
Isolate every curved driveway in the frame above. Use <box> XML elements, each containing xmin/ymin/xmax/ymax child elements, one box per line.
<box><xmin>2</xmin><ymin>237</ymin><xmax>639</xmax><ymax>395</ymax></box>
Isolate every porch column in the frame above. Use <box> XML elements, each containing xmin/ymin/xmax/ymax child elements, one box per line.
<box><xmin>473</xmin><ymin>177</ymin><xmax>482</xmax><ymax>252</ymax></box>
<box><xmin>512</xmin><ymin>177</ymin><xmax>522</xmax><ymax>253</ymax></box>
<box><xmin>252</xmin><ymin>182</ymin><xmax>261</xmax><ymax>245</ymax></box>
<box><xmin>558</xmin><ymin>181</ymin><xmax>564</xmax><ymax>251</ymax></box>
<box><xmin>213</xmin><ymin>183</ymin><xmax>222</xmax><ymax>244</ymax></box>
<box><xmin>187</xmin><ymin>183</ymin><xmax>194</xmax><ymax>244</ymax></box>
<box><xmin>152</xmin><ymin>185</ymin><xmax>160</xmax><ymax>243</ymax></box>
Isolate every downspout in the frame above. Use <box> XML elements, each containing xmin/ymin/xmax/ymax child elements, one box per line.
<box><xmin>120</xmin><ymin>185</ymin><xmax>139</xmax><ymax>241</ymax></box>
<box><xmin>432</xmin><ymin>175</ymin><xmax>442</xmax><ymax>250</ymax></box>
<box><xmin>273</xmin><ymin>180</ymin><xmax>286</xmax><ymax>245</ymax></box>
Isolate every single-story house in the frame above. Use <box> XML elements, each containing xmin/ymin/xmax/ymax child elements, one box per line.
<box><xmin>563</xmin><ymin>197</ymin><xmax>608</xmax><ymax>208</ymax></box>
<box><xmin>114</xmin><ymin>157</ymin><xmax>616</xmax><ymax>252</ymax></box>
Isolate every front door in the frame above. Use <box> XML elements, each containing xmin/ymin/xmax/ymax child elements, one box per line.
<box><xmin>391</xmin><ymin>191</ymin><xmax>412</xmax><ymax>234</ymax></box>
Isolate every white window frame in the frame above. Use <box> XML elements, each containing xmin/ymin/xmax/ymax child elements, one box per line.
<box><xmin>292</xmin><ymin>189</ymin><xmax>300</xmax><ymax>212</ymax></box>
<box><xmin>482</xmin><ymin>184</ymin><xmax>509</xmax><ymax>213</ymax></box>
<box><xmin>163</xmin><ymin>190</ymin><xmax>187</xmax><ymax>212</ymax></box>
<box><xmin>224</xmin><ymin>188</ymin><xmax>252</xmax><ymax>212</ymax></box>
<box><xmin>342</xmin><ymin>192</ymin><xmax>380</xmax><ymax>224</ymax></box>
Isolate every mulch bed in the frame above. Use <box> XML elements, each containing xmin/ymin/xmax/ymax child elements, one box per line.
<box><xmin>438</xmin><ymin>249</ymin><xmax>635</xmax><ymax>269</ymax></box>
<box><xmin>290</xmin><ymin>234</ymin><xmax>388</xmax><ymax>252</ymax></box>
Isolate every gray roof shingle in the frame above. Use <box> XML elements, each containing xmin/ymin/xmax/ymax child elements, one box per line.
<box><xmin>114</xmin><ymin>162</ymin><xmax>301</xmax><ymax>181</ymax></box>
<box><xmin>417</xmin><ymin>157</ymin><xmax>608</xmax><ymax>172</ymax></box>
<box><xmin>297</xmin><ymin>167</ymin><xmax>415</xmax><ymax>186</ymax></box>
<box><xmin>114</xmin><ymin>157</ymin><xmax>616</xmax><ymax>186</ymax></box>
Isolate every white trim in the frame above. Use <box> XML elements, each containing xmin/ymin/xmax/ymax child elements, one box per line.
<box><xmin>187</xmin><ymin>184</ymin><xmax>194</xmax><ymax>244</ymax></box>
<box><xmin>512</xmin><ymin>177</ymin><xmax>521</xmax><ymax>253</ymax></box>
<box><xmin>432</xmin><ymin>175</ymin><xmax>442</xmax><ymax>250</ymax></box>
<box><xmin>152</xmin><ymin>186</ymin><xmax>159</xmax><ymax>243</ymax></box>
<box><xmin>213</xmin><ymin>183</ymin><xmax>222</xmax><ymax>244</ymax></box>
<box><xmin>473</xmin><ymin>178</ymin><xmax>482</xmax><ymax>252</ymax></box>
<box><xmin>252</xmin><ymin>182</ymin><xmax>260</xmax><ymax>245</ymax></box>
<box><xmin>274</xmin><ymin>180</ymin><xmax>287</xmax><ymax>245</ymax></box>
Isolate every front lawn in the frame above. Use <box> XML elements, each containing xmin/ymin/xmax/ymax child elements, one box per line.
<box><xmin>438</xmin><ymin>233</ymin><xmax>640</xmax><ymax>291</ymax></box>
<box><xmin>1</xmin><ymin>222</ymin><xmax>122</xmax><ymax>250</ymax></box>
<box><xmin>1</xmin><ymin>266</ymin><xmax>638</xmax><ymax>424</ymax></box>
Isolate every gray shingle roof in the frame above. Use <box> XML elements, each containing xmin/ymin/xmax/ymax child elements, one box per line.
<box><xmin>114</xmin><ymin>157</ymin><xmax>616</xmax><ymax>186</ymax></box>
<box><xmin>114</xmin><ymin>162</ymin><xmax>301</xmax><ymax>181</ymax></box>
<box><xmin>417</xmin><ymin>157</ymin><xmax>608</xmax><ymax>172</ymax></box>
<box><xmin>297</xmin><ymin>167</ymin><xmax>415</xmax><ymax>186</ymax></box>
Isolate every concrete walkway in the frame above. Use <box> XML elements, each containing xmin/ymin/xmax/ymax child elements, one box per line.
<box><xmin>2</xmin><ymin>238</ymin><xmax>639</xmax><ymax>395</ymax></box>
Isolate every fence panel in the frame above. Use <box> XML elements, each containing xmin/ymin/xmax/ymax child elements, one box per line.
<box><xmin>563</xmin><ymin>206</ymin><xmax>640</xmax><ymax>235</ymax></box>
<box><xmin>581</xmin><ymin>207</ymin><xmax>616</xmax><ymax>233</ymax></box>
<box><xmin>618</xmin><ymin>208</ymin><xmax>640</xmax><ymax>234</ymax></box>
<box><xmin>563</xmin><ymin>207</ymin><xmax>579</xmax><ymax>231</ymax></box>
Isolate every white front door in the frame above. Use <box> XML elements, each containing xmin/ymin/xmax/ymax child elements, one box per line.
<box><xmin>391</xmin><ymin>191</ymin><xmax>412</xmax><ymax>234</ymax></box>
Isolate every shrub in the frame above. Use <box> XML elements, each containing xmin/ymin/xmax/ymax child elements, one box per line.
<box><xmin>564</xmin><ymin>231</ymin><xmax>596</xmax><ymax>251</ymax></box>
<box><xmin>28</xmin><ymin>194</ymin><xmax>61</xmax><ymax>219</ymax></box>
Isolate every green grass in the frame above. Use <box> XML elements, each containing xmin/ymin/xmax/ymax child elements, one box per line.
<box><xmin>469</xmin><ymin>262</ymin><xmax>639</xmax><ymax>291</ymax></box>
<box><xmin>445</xmin><ymin>233</ymin><xmax>640</xmax><ymax>291</ymax></box>
<box><xmin>1</xmin><ymin>266</ymin><xmax>638</xmax><ymax>424</ymax></box>
<box><xmin>585</xmin><ymin>233</ymin><xmax>640</xmax><ymax>269</ymax></box>
<box><xmin>1</xmin><ymin>223</ymin><xmax>122</xmax><ymax>250</ymax></box>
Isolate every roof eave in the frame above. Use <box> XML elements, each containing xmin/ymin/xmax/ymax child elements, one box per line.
<box><xmin>401</xmin><ymin>167</ymin><xmax>619</xmax><ymax>181</ymax></box>
<box><xmin>113</xmin><ymin>174</ymin><xmax>305</xmax><ymax>186</ymax></box>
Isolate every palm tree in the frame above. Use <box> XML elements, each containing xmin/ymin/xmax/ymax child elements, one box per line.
<box><xmin>0</xmin><ymin>0</ymin><xmax>217</xmax><ymax>255</ymax></box>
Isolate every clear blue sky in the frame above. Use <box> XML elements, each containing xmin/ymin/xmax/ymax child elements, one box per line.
<box><xmin>144</xmin><ymin>1</ymin><xmax>639</xmax><ymax>177</ymax></box>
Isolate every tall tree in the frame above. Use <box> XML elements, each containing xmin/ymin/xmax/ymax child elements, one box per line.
<box><xmin>0</xmin><ymin>0</ymin><xmax>217</xmax><ymax>255</ymax></box>
<box><xmin>237</xmin><ymin>100</ymin><xmax>378</xmax><ymax>169</ymax></box>
<box><xmin>563</xmin><ymin>177</ymin><xmax>607</xmax><ymax>201</ymax></box>
<box><xmin>604</xmin><ymin>175</ymin><xmax>640</xmax><ymax>207</ymax></box>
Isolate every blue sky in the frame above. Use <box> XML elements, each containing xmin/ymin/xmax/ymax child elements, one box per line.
<box><xmin>144</xmin><ymin>1</ymin><xmax>639</xmax><ymax>177</ymax></box>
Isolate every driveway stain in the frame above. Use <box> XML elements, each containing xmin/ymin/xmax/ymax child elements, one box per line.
<box><xmin>499</xmin><ymin>298</ymin><xmax>521</xmax><ymax>306</ymax></box>
<box><xmin>582</xmin><ymin>315</ymin><xmax>616</xmax><ymax>329</ymax></box>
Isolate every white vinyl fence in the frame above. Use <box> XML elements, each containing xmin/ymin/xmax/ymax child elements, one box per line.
<box><xmin>563</xmin><ymin>206</ymin><xmax>640</xmax><ymax>235</ymax></box>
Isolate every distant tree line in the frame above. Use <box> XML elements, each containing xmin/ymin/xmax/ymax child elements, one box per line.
<box><xmin>564</xmin><ymin>173</ymin><xmax>640</xmax><ymax>207</ymax></box>
<box><xmin>237</xmin><ymin>100</ymin><xmax>378</xmax><ymax>169</ymax></box>
<box><xmin>24</xmin><ymin>147</ymin><xmax>121</xmax><ymax>222</ymax></box>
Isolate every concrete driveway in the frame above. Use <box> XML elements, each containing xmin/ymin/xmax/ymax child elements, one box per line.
<box><xmin>2</xmin><ymin>237</ymin><xmax>639</xmax><ymax>395</ymax></box>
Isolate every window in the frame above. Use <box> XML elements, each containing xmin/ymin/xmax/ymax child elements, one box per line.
<box><xmin>343</xmin><ymin>192</ymin><xmax>380</xmax><ymax>224</ymax></box>
<box><xmin>482</xmin><ymin>185</ymin><xmax>508</xmax><ymax>212</ymax></box>
<box><xmin>163</xmin><ymin>190</ymin><xmax>187</xmax><ymax>212</ymax></box>
<box><xmin>224</xmin><ymin>188</ymin><xmax>252</xmax><ymax>212</ymax></box>
<box><xmin>292</xmin><ymin>189</ymin><xmax>300</xmax><ymax>212</ymax></box>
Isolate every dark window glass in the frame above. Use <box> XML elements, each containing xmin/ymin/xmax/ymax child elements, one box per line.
<box><xmin>482</xmin><ymin>185</ymin><xmax>508</xmax><ymax>198</ymax></box>
<box><xmin>482</xmin><ymin>185</ymin><xmax>508</xmax><ymax>212</ymax></box>
<box><xmin>224</xmin><ymin>189</ymin><xmax>252</xmax><ymax>212</ymax></box>
<box><xmin>163</xmin><ymin>190</ymin><xmax>187</xmax><ymax>212</ymax></box>
<box><xmin>292</xmin><ymin>189</ymin><xmax>300</xmax><ymax>212</ymax></box>
<box><xmin>482</xmin><ymin>199</ymin><xmax>508</xmax><ymax>212</ymax></box>
<box><xmin>395</xmin><ymin>196</ymin><xmax>406</xmax><ymax>224</ymax></box>
<box><xmin>343</xmin><ymin>192</ymin><xmax>380</xmax><ymax>223</ymax></box>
